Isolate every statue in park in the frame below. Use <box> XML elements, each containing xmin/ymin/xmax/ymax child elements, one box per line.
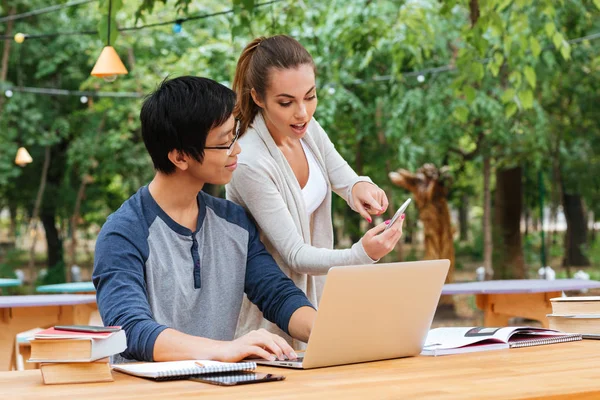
<box><xmin>389</xmin><ymin>163</ymin><xmax>455</xmax><ymax>285</ymax></box>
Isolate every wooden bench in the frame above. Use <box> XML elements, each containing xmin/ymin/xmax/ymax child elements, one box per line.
<box><xmin>442</xmin><ymin>279</ymin><xmax>600</xmax><ymax>327</ymax></box>
<box><xmin>0</xmin><ymin>294</ymin><xmax>97</xmax><ymax>371</ymax></box>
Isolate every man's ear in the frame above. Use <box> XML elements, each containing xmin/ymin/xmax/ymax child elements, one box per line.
<box><xmin>167</xmin><ymin>149</ymin><xmax>189</xmax><ymax>171</ymax></box>
<box><xmin>250</xmin><ymin>88</ymin><xmax>265</xmax><ymax>109</ymax></box>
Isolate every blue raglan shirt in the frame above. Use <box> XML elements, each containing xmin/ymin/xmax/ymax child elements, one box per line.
<box><xmin>93</xmin><ymin>186</ymin><xmax>314</xmax><ymax>362</ymax></box>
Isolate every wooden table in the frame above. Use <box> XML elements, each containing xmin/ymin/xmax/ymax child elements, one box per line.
<box><xmin>0</xmin><ymin>294</ymin><xmax>97</xmax><ymax>371</ymax></box>
<box><xmin>1</xmin><ymin>340</ymin><xmax>600</xmax><ymax>399</ymax></box>
<box><xmin>36</xmin><ymin>282</ymin><xmax>95</xmax><ymax>293</ymax></box>
<box><xmin>442</xmin><ymin>279</ymin><xmax>600</xmax><ymax>327</ymax></box>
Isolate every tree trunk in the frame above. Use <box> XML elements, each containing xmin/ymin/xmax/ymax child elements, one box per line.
<box><xmin>458</xmin><ymin>194</ymin><xmax>469</xmax><ymax>242</ymax></box>
<box><xmin>389</xmin><ymin>164</ymin><xmax>455</xmax><ymax>309</ymax></box>
<box><xmin>483</xmin><ymin>156</ymin><xmax>493</xmax><ymax>279</ymax></box>
<box><xmin>68</xmin><ymin>176</ymin><xmax>92</xmax><ymax>282</ymax></box>
<box><xmin>41</xmin><ymin>211</ymin><xmax>63</xmax><ymax>270</ymax></box>
<box><xmin>562</xmin><ymin>191</ymin><xmax>590</xmax><ymax>267</ymax></box>
<box><xmin>493</xmin><ymin>166</ymin><xmax>525</xmax><ymax>279</ymax></box>
<box><xmin>0</xmin><ymin>5</ymin><xmax>15</xmax><ymax>113</ymax></box>
<box><xmin>8</xmin><ymin>204</ymin><xmax>17</xmax><ymax>239</ymax></box>
<box><xmin>28</xmin><ymin>146</ymin><xmax>51</xmax><ymax>282</ymax></box>
<box><xmin>591</xmin><ymin>211</ymin><xmax>596</xmax><ymax>243</ymax></box>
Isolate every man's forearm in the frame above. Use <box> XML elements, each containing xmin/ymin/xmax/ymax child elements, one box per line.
<box><xmin>153</xmin><ymin>328</ymin><xmax>223</xmax><ymax>361</ymax></box>
<box><xmin>287</xmin><ymin>306</ymin><xmax>316</xmax><ymax>343</ymax></box>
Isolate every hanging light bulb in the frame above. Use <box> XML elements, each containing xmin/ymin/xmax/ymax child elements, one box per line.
<box><xmin>14</xmin><ymin>33</ymin><xmax>26</xmax><ymax>44</ymax></box>
<box><xmin>91</xmin><ymin>46</ymin><xmax>128</xmax><ymax>81</ymax></box>
<box><xmin>173</xmin><ymin>21</ymin><xmax>183</xmax><ymax>34</ymax></box>
<box><xmin>5</xmin><ymin>89</ymin><xmax>13</xmax><ymax>98</ymax></box>
<box><xmin>103</xmin><ymin>74</ymin><xmax>118</xmax><ymax>83</ymax></box>
<box><xmin>417</xmin><ymin>74</ymin><xmax>426</xmax><ymax>83</ymax></box>
<box><xmin>80</xmin><ymin>96</ymin><xmax>89</xmax><ymax>104</ymax></box>
<box><xmin>15</xmin><ymin>147</ymin><xmax>33</xmax><ymax>167</ymax></box>
<box><xmin>91</xmin><ymin>0</ymin><xmax>128</xmax><ymax>81</ymax></box>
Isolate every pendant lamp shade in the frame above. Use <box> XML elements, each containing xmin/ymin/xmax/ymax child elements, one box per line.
<box><xmin>15</xmin><ymin>147</ymin><xmax>33</xmax><ymax>167</ymax></box>
<box><xmin>91</xmin><ymin>46</ymin><xmax>128</xmax><ymax>78</ymax></box>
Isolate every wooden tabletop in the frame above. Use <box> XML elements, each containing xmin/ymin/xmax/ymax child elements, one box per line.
<box><xmin>442</xmin><ymin>279</ymin><xmax>600</xmax><ymax>295</ymax></box>
<box><xmin>3</xmin><ymin>340</ymin><xmax>600</xmax><ymax>399</ymax></box>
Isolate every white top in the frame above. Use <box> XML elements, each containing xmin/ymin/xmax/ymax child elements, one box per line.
<box><xmin>226</xmin><ymin>114</ymin><xmax>376</xmax><ymax>349</ymax></box>
<box><xmin>300</xmin><ymin>139</ymin><xmax>328</xmax><ymax>215</ymax></box>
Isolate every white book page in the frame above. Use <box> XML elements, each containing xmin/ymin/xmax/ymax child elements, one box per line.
<box><xmin>423</xmin><ymin>326</ymin><xmax>538</xmax><ymax>350</ymax></box>
<box><xmin>113</xmin><ymin>360</ymin><xmax>251</xmax><ymax>378</ymax></box>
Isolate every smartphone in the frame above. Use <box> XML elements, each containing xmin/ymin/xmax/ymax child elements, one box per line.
<box><xmin>384</xmin><ymin>198</ymin><xmax>412</xmax><ymax>232</ymax></box>
<box><xmin>189</xmin><ymin>372</ymin><xmax>285</xmax><ymax>386</ymax></box>
<box><xmin>54</xmin><ymin>325</ymin><xmax>121</xmax><ymax>333</ymax></box>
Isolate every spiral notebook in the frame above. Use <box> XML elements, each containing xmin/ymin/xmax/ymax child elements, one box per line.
<box><xmin>421</xmin><ymin>326</ymin><xmax>582</xmax><ymax>356</ymax></box>
<box><xmin>113</xmin><ymin>360</ymin><xmax>257</xmax><ymax>381</ymax></box>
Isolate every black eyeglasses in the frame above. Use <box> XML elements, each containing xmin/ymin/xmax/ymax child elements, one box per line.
<box><xmin>205</xmin><ymin>119</ymin><xmax>240</xmax><ymax>156</ymax></box>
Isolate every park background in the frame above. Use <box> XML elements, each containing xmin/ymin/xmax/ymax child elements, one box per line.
<box><xmin>0</xmin><ymin>0</ymin><xmax>599</xmax><ymax>323</ymax></box>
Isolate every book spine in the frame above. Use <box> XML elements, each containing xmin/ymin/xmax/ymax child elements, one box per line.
<box><xmin>509</xmin><ymin>334</ymin><xmax>582</xmax><ymax>349</ymax></box>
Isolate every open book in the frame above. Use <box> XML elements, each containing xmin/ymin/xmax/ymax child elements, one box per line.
<box><xmin>421</xmin><ymin>326</ymin><xmax>581</xmax><ymax>356</ymax></box>
<box><xmin>113</xmin><ymin>360</ymin><xmax>257</xmax><ymax>381</ymax></box>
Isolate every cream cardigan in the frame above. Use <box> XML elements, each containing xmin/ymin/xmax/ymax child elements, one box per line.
<box><xmin>225</xmin><ymin>114</ymin><xmax>376</xmax><ymax>348</ymax></box>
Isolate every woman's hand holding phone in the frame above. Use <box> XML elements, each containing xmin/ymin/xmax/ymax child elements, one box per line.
<box><xmin>361</xmin><ymin>198</ymin><xmax>410</xmax><ymax>260</ymax></box>
<box><xmin>361</xmin><ymin>214</ymin><xmax>405</xmax><ymax>260</ymax></box>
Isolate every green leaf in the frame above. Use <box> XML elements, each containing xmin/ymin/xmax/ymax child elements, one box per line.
<box><xmin>242</xmin><ymin>0</ymin><xmax>255</xmax><ymax>11</ymax></box>
<box><xmin>560</xmin><ymin>42</ymin><xmax>571</xmax><ymax>60</ymax></box>
<box><xmin>509</xmin><ymin>71</ymin><xmax>522</xmax><ymax>86</ymax></box>
<box><xmin>497</xmin><ymin>0</ymin><xmax>512</xmax><ymax>12</ymax></box>
<box><xmin>552</xmin><ymin>32</ymin><xmax>562</xmax><ymax>49</ymax></box>
<box><xmin>453</xmin><ymin>106</ymin><xmax>469</xmax><ymax>123</ymax></box>
<box><xmin>501</xmin><ymin>88</ymin><xmax>516</xmax><ymax>103</ymax></box>
<box><xmin>524</xmin><ymin>66</ymin><xmax>536</xmax><ymax>89</ymax></box>
<box><xmin>464</xmin><ymin>86</ymin><xmax>476</xmax><ymax>104</ymax></box>
<box><xmin>494</xmin><ymin>52</ymin><xmax>504</xmax><ymax>67</ymax></box>
<box><xmin>505</xmin><ymin>103</ymin><xmax>517</xmax><ymax>118</ymax></box>
<box><xmin>530</xmin><ymin>37</ymin><xmax>542</xmax><ymax>58</ymax></box>
<box><xmin>544</xmin><ymin>22</ymin><xmax>555</xmax><ymax>38</ymax></box>
<box><xmin>472</xmin><ymin>63</ymin><xmax>485</xmax><ymax>81</ymax></box>
<box><xmin>594</xmin><ymin>0</ymin><xmax>600</xmax><ymax>10</ymax></box>
<box><xmin>518</xmin><ymin>89</ymin><xmax>534</xmax><ymax>109</ymax></box>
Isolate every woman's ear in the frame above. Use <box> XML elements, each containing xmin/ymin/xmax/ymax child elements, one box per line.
<box><xmin>250</xmin><ymin>88</ymin><xmax>265</xmax><ymax>109</ymax></box>
<box><xmin>167</xmin><ymin>149</ymin><xmax>189</xmax><ymax>171</ymax></box>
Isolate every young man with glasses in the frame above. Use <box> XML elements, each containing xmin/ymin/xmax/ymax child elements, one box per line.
<box><xmin>93</xmin><ymin>76</ymin><xmax>316</xmax><ymax>364</ymax></box>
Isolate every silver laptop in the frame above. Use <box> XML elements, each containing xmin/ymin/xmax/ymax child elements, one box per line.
<box><xmin>256</xmin><ymin>259</ymin><xmax>450</xmax><ymax>369</ymax></box>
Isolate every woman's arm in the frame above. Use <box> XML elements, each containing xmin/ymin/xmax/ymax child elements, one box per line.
<box><xmin>226</xmin><ymin>164</ymin><xmax>374</xmax><ymax>275</ymax></box>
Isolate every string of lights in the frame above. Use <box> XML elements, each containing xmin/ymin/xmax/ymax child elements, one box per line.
<box><xmin>0</xmin><ymin>3</ymin><xmax>598</xmax><ymax>99</ymax></box>
<box><xmin>0</xmin><ymin>0</ymin><xmax>97</xmax><ymax>23</ymax></box>
<box><xmin>0</xmin><ymin>0</ymin><xmax>284</xmax><ymax>41</ymax></box>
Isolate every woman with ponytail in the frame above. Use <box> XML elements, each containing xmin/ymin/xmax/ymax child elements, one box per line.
<box><xmin>226</xmin><ymin>35</ymin><xmax>404</xmax><ymax>348</ymax></box>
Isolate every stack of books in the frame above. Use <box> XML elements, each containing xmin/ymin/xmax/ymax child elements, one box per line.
<box><xmin>548</xmin><ymin>296</ymin><xmax>600</xmax><ymax>338</ymax></box>
<box><xmin>28</xmin><ymin>326</ymin><xmax>127</xmax><ymax>384</ymax></box>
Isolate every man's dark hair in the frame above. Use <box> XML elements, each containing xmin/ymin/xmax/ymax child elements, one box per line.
<box><xmin>141</xmin><ymin>76</ymin><xmax>236</xmax><ymax>174</ymax></box>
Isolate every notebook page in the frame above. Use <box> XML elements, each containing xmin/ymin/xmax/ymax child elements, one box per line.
<box><xmin>113</xmin><ymin>360</ymin><xmax>256</xmax><ymax>379</ymax></box>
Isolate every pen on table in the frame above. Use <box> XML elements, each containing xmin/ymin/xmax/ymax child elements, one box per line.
<box><xmin>195</xmin><ymin>362</ymin><xmax>205</xmax><ymax>368</ymax></box>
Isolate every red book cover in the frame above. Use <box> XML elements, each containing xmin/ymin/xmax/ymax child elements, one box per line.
<box><xmin>34</xmin><ymin>326</ymin><xmax>121</xmax><ymax>340</ymax></box>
